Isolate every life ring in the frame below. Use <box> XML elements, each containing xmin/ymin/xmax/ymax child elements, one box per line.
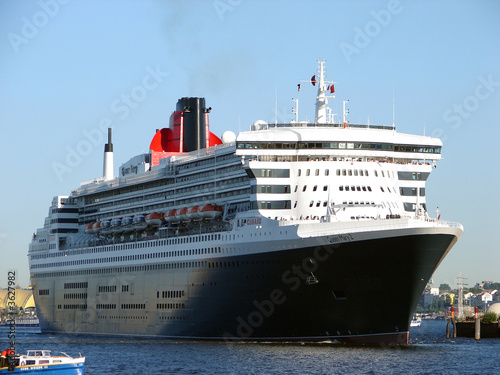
<box><xmin>21</xmin><ymin>361</ymin><xmax>25</xmax><ymax>366</ymax></box>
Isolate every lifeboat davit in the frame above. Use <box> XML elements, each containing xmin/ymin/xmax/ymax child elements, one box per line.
<box><xmin>145</xmin><ymin>212</ymin><xmax>165</xmax><ymax>226</ymax></box>
<box><xmin>200</xmin><ymin>204</ymin><xmax>223</xmax><ymax>219</ymax></box>
<box><xmin>110</xmin><ymin>218</ymin><xmax>123</xmax><ymax>233</ymax></box>
<box><xmin>177</xmin><ymin>207</ymin><xmax>190</xmax><ymax>222</ymax></box>
<box><xmin>133</xmin><ymin>214</ymin><xmax>148</xmax><ymax>230</ymax></box>
<box><xmin>186</xmin><ymin>206</ymin><xmax>202</xmax><ymax>220</ymax></box>
<box><xmin>121</xmin><ymin>216</ymin><xmax>134</xmax><ymax>232</ymax></box>
<box><xmin>165</xmin><ymin>209</ymin><xmax>178</xmax><ymax>223</ymax></box>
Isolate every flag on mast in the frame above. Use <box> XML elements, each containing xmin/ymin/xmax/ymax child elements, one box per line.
<box><xmin>330</xmin><ymin>84</ymin><xmax>335</xmax><ymax>93</ymax></box>
<box><xmin>311</xmin><ymin>75</ymin><xmax>316</xmax><ymax>86</ymax></box>
<box><xmin>297</xmin><ymin>84</ymin><xmax>301</xmax><ymax>92</ymax></box>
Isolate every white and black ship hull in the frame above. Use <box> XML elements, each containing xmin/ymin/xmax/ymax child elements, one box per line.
<box><xmin>32</xmin><ymin>223</ymin><xmax>460</xmax><ymax>345</ymax></box>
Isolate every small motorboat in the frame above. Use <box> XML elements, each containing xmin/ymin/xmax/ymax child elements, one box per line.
<box><xmin>410</xmin><ymin>317</ymin><xmax>422</xmax><ymax>327</ymax></box>
<box><xmin>0</xmin><ymin>349</ymin><xmax>85</xmax><ymax>374</ymax></box>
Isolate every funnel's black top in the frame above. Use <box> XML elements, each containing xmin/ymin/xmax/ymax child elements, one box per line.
<box><xmin>176</xmin><ymin>97</ymin><xmax>206</xmax><ymax>152</ymax></box>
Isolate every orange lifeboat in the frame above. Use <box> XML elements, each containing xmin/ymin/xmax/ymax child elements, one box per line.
<box><xmin>93</xmin><ymin>221</ymin><xmax>102</xmax><ymax>233</ymax></box>
<box><xmin>186</xmin><ymin>206</ymin><xmax>202</xmax><ymax>220</ymax></box>
<box><xmin>200</xmin><ymin>204</ymin><xmax>223</xmax><ymax>219</ymax></box>
<box><xmin>177</xmin><ymin>207</ymin><xmax>190</xmax><ymax>222</ymax></box>
<box><xmin>165</xmin><ymin>209</ymin><xmax>178</xmax><ymax>223</ymax></box>
<box><xmin>84</xmin><ymin>223</ymin><xmax>94</xmax><ymax>234</ymax></box>
<box><xmin>145</xmin><ymin>212</ymin><xmax>165</xmax><ymax>226</ymax></box>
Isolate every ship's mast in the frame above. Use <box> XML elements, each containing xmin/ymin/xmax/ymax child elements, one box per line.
<box><xmin>292</xmin><ymin>98</ymin><xmax>299</xmax><ymax>122</ymax></box>
<box><xmin>314</xmin><ymin>60</ymin><xmax>335</xmax><ymax>124</ymax></box>
<box><xmin>342</xmin><ymin>100</ymin><xmax>349</xmax><ymax>127</ymax></box>
<box><xmin>315</xmin><ymin>61</ymin><xmax>327</xmax><ymax>123</ymax></box>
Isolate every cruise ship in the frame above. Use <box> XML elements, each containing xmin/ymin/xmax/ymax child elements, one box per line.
<box><xmin>28</xmin><ymin>61</ymin><xmax>463</xmax><ymax>344</ymax></box>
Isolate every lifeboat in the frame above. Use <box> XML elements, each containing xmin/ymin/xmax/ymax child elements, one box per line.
<box><xmin>177</xmin><ymin>207</ymin><xmax>190</xmax><ymax>221</ymax></box>
<box><xmin>92</xmin><ymin>221</ymin><xmax>102</xmax><ymax>233</ymax></box>
<box><xmin>84</xmin><ymin>223</ymin><xmax>94</xmax><ymax>234</ymax></box>
<box><xmin>165</xmin><ymin>209</ymin><xmax>178</xmax><ymax>223</ymax></box>
<box><xmin>186</xmin><ymin>206</ymin><xmax>202</xmax><ymax>220</ymax></box>
<box><xmin>121</xmin><ymin>216</ymin><xmax>134</xmax><ymax>232</ymax></box>
<box><xmin>100</xmin><ymin>220</ymin><xmax>111</xmax><ymax>233</ymax></box>
<box><xmin>110</xmin><ymin>218</ymin><xmax>123</xmax><ymax>233</ymax></box>
<box><xmin>200</xmin><ymin>204</ymin><xmax>223</xmax><ymax>219</ymax></box>
<box><xmin>133</xmin><ymin>214</ymin><xmax>148</xmax><ymax>230</ymax></box>
<box><xmin>145</xmin><ymin>212</ymin><xmax>165</xmax><ymax>226</ymax></box>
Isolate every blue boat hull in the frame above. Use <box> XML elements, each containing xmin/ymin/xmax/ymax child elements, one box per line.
<box><xmin>0</xmin><ymin>363</ymin><xmax>84</xmax><ymax>374</ymax></box>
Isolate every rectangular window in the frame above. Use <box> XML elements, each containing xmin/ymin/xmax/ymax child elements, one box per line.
<box><xmin>397</xmin><ymin>172</ymin><xmax>430</xmax><ymax>181</ymax></box>
<box><xmin>251</xmin><ymin>185</ymin><xmax>291</xmax><ymax>194</ymax></box>
<box><xmin>403</xmin><ymin>202</ymin><xmax>416</xmax><ymax>212</ymax></box>
<box><xmin>251</xmin><ymin>200</ymin><xmax>291</xmax><ymax>210</ymax></box>
<box><xmin>249</xmin><ymin>169</ymin><xmax>290</xmax><ymax>178</ymax></box>
<box><xmin>399</xmin><ymin>187</ymin><xmax>418</xmax><ymax>196</ymax></box>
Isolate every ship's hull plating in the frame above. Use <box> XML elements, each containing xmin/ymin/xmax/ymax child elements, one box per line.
<box><xmin>32</xmin><ymin>230</ymin><xmax>458</xmax><ymax>345</ymax></box>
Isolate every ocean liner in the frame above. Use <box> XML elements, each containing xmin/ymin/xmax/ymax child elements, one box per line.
<box><xmin>29</xmin><ymin>61</ymin><xmax>463</xmax><ymax>344</ymax></box>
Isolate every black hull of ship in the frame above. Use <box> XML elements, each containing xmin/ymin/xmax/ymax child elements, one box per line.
<box><xmin>35</xmin><ymin>232</ymin><xmax>458</xmax><ymax>345</ymax></box>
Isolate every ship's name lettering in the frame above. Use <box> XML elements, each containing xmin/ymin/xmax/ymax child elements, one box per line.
<box><xmin>246</xmin><ymin>218</ymin><xmax>261</xmax><ymax>226</ymax></box>
<box><xmin>327</xmin><ymin>234</ymin><xmax>354</xmax><ymax>243</ymax></box>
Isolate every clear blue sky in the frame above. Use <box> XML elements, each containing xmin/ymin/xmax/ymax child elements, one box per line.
<box><xmin>1</xmin><ymin>0</ymin><xmax>499</xmax><ymax>289</ymax></box>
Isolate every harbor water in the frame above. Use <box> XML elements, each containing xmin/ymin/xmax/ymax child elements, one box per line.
<box><xmin>1</xmin><ymin>320</ymin><xmax>498</xmax><ymax>374</ymax></box>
